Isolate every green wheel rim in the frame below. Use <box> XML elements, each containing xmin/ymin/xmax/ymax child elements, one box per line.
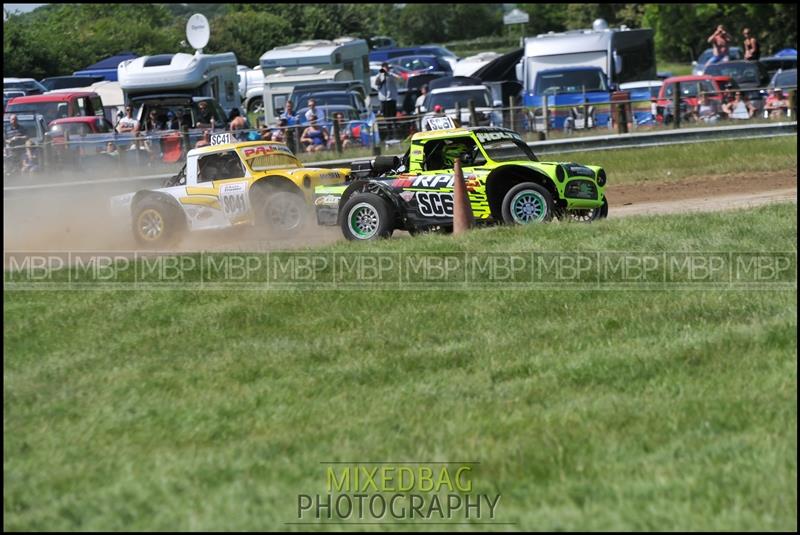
<box><xmin>510</xmin><ymin>190</ymin><xmax>547</xmax><ymax>224</ymax></box>
<box><xmin>348</xmin><ymin>202</ymin><xmax>380</xmax><ymax>239</ymax></box>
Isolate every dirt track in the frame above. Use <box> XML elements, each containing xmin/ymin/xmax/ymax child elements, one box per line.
<box><xmin>3</xmin><ymin>169</ymin><xmax>796</xmax><ymax>253</ymax></box>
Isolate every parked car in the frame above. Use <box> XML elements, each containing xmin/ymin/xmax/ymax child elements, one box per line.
<box><xmin>619</xmin><ymin>80</ymin><xmax>662</xmax><ymax>125</ymax></box>
<box><xmin>692</xmin><ymin>47</ymin><xmax>743</xmax><ymax>75</ymax></box>
<box><xmin>292</xmin><ymin>91</ymin><xmax>368</xmax><ymax>119</ymax></box>
<box><xmin>656</xmin><ymin>75</ymin><xmax>731</xmax><ymax>123</ymax></box>
<box><xmin>5</xmin><ymin>91</ymin><xmax>105</xmax><ymax>125</ymax></box>
<box><xmin>421</xmin><ymin>85</ymin><xmax>501</xmax><ymax>127</ymax></box>
<box><xmin>40</xmin><ymin>75</ymin><xmax>105</xmax><ymax>92</ymax></box>
<box><xmin>295</xmin><ymin>104</ymin><xmax>361</xmax><ymax>126</ymax></box>
<box><xmin>47</xmin><ymin>116</ymin><xmax>115</xmax><ymax>138</ymax></box>
<box><xmin>768</xmin><ymin>68</ymin><xmax>797</xmax><ymax>90</ymax></box>
<box><xmin>3</xmin><ymin>77</ymin><xmax>47</xmax><ymax>96</ymax></box>
<box><xmin>703</xmin><ymin>60</ymin><xmax>770</xmax><ymax>112</ymax></box>
<box><xmin>759</xmin><ymin>55</ymin><xmax>797</xmax><ymax>80</ymax></box>
<box><xmin>387</xmin><ymin>55</ymin><xmax>453</xmax><ymax>80</ymax></box>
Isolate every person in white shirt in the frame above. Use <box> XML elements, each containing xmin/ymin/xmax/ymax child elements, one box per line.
<box><xmin>116</xmin><ymin>105</ymin><xmax>139</xmax><ymax>133</ymax></box>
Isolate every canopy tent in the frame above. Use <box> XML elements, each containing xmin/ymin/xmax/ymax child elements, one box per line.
<box><xmin>73</xmin><ymin>52</ymin><xmax>138</xmax><ymax>82</ymax></box>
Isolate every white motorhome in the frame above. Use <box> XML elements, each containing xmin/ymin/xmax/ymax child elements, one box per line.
<box><xmin>257</xmin><ymin>38</ymin><xmax>369</xmax><ymax>123</ymax></box>
<box><xmin>516</xmin><ymin>20</ymin><xmax>656</xmax><ymax>101</ymax></box>
<box><xmin>118</xmin><ymin>52</ymin><xmax>241</xmax><ymax>116</ymax></box>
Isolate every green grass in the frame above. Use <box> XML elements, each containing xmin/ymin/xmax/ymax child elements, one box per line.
<box><xmin>547</xmin><ymin>135</ymin><xmax>797</xmax><ymax>185</ymax></box>
<box><xmin>4</xmin><ymin>203</ymin><xmax>797</xmax><ymax>531</ymax></box>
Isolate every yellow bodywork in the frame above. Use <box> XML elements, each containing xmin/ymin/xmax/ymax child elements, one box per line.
<box><xmin>176</xmin><ymin>141</ymin><xmax>348</xmax><ymax>223</ymax></box>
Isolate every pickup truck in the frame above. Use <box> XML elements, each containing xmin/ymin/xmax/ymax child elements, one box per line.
<box><xmin>525</xmin><ymin>66</ymin><xmax>613</xmax><ymax>131</ymax></box>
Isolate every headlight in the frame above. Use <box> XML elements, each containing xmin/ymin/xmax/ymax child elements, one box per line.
<box><xmin>596</xmin><ymin>169</ymin><xmax>607</xmax><ymax>187</ymax></box>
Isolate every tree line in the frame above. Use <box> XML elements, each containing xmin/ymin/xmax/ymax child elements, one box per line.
<box><xmin>3</xmin><ymin>3</ymin><xmax>796</xmax><ymax>79</ymax></box>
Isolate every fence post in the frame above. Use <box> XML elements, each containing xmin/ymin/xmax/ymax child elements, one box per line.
<box><xmin>790</xmin><ymin>89</ymin><xmax>797</xmax><ymax>119</ymax></box>
<box><xmin>468</xmin><ymin>98</ymin><xmax>477</xmax><ymax>127</ymax></box>
<box><xmin>617</xmin><ymin>98</ymin><xmax>628</xmax><ymax>134</ymax></box>
<box><xmin>673</xmin><ymin>82</ymin><xmax>681</xmax><ymax>129</ymax></box>
<box><xmin>542</xmin><ymin>98</ymin><xmax>549</xmax><ymax>138</ymax></box>
<box><xmin>42</xmin><ymin>136</ymin><xmax>52</xmax><ymax>173</ymax></box>
<box><xmin>583</xmin><ymin>99</ymin><xmax>589</xmax><ymax>130</ymax></box>
<box><xmin>332</xmin><ymin>118</ymin><xmax>342</xmax><ymax>154</ymax></box>
<box><xmin>509</xmin><ymin>95</ymin><xmax>516</xmax><ymax>133</ymax></box>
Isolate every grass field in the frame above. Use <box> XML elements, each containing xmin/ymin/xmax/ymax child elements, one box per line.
<box><xmin>4</xmin><ymin>201</ymin><xmax>797</xmax><ymax>531</ymax></box>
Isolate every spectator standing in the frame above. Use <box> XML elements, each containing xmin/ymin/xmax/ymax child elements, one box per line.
<box><xmin>281</xmin><ymin>100</ymin><xmax>299</xmax><ymax>125</ymax></box>
<box><xmin>743</xmin><ymin>28</ymin><xmax>760</xmax><ymax>61</ymax></box>
<box><xmin>144</xmin><ymin>109</ymin><xmax>165</xmax><ymax>132</ymax></box>
<box><xmin>705</xmin><ymin>25</ymin><xmax>733</xmax><ymax>67</ymax></box>
<box><xmin>415</xmin><ymin>84</ymin><xmax>429</xmax><ymax>115</ymax></box>
<box><xmin>116</xmin><ymin>105</ymin><xmax>139</xmax><ymax>134</ymax></box>
<box><xmin>304</xmin><ymin>98</ymin><xmax>327</xmax><ymax>124</ymax></box>
<box><xmin>764</xmin><ymin>88</ymin><xmax>789</xmax><ymax>119</ymax></box>
<box><xmin>4</xmin><ymin>114</ymin><xmax>26</xmax><ymax>140</ymax></box>
<box><xmin>374</xmin><ymin>62</ymin><xmax>399</xmax><ymax>137</ymax></box>
<box><xmin>300</xmin><ymin>116</ymin><xmax>329</xmax><ymax>152</ymax></box>
<box><xmin>329</xmin><ymin>112</ymin><xmax>352</xmax><ymax>150</ymax></box>
<box><xmin>195</xmin><ymin>100</ymin><xmax>215</xmax><ymax>129</ymax></box>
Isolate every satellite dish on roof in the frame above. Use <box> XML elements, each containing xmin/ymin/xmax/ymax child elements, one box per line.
<box><xmin>592</xmin><ymin>18</ymin><xmax>609</xmax><ymax>31</ymax></box>
<box><xmin>186</xmin><ymin>14</ymin><xmax>210</xmax><ymax>53</ymax></box>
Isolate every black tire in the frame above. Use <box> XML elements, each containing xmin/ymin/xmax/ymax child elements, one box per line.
<box><xmin>132</xmin><ymin>198</ymin><xmax>185</xmax><ymax>248</ymax></box>
<box><xmin>251</xmin><ymin>184</ymin><xmax>309</xmax><ymax>236</ymax></box>
<box><xmin>500</xmin><ymin>182</ymin><xmax>553</xmax><ymax>225</ymax></box>
<box><xmin>566</xmin><ymin>196</ymin><xmax>609</xmax><ymax>222</ymax></box>
<box><xmin>339</xmin><ymin>192</ymin><xmax>394</xmax><ymax>241</ymax></box>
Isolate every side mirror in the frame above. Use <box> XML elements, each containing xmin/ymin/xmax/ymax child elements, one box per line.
<box><xmin>515</xmin><ymin>61</ymin><xmax>523</xmax><ymax>82</ymax></box>
<box><xmin>613</xmin><ymin>50</ymin><xmax>623</xmax><ymax>75</ymax></box>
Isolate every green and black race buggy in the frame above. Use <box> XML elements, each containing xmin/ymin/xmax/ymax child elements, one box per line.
<box><xmin>314</xmin><ymin>124</ymin><xmax>608</xmax><ymax>240</ymax></box>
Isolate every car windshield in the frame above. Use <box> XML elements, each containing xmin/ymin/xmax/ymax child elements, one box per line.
<box><xmin>429</xmin><ymin>89</ymin><xmax>490</xmax><ymax>109</ymax></box>
<box><xmin>664</xmin><ymin>80</ymin><xmax>717</xmax><ymax>98</ymax></box>
<box><xmin>391</xmin><ymin>57</ymin><xmax>435</xmax><ymax>70</ymax></box>
<box><xmin>535</xmin><ymin>70</ymin><xmax>608</xmax><ymax>94</ymax></box>
<box><xmin>6</xmin><ymin>102</ymin><xmax>65</xmax><ymax>124</ymax></box>
<box><xmin>296</xmin><ymin>94</ymin><xmax>354</xmax><ymax>109</ymax></box>
<box><xmin>480</xmin><ymin>138</ymin><xmax>538</xmax><ymax>163</ymax></box>
<box><xmin>704</xmin><ymin>63</ymin><xmax>761</xmax><ymax>84</ymax></box>
<box><xmin>4</xmin><ymin>80</ymin><xmax>46</xmax><ymax>93</ymax></box>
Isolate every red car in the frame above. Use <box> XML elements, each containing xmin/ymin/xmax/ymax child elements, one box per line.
<box><xmin>5</xmin><ymin>91</ymin><xmax>105</xmax><ymax>125</ymax></box>
<box><xmin>47</xmin><ymin>116</ymin><xmax>116</xmax><ymax>156</ymax></box>
<box><xmin>655</xmin><ymin>75</ymin><xmax>736</xmax><ymax>122</ymax></box>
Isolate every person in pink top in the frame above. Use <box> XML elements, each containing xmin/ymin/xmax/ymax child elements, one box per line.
<box><xmin>705</xmin><ymin>25</ymin><xmax>733</xmax><ymax>68</ymax></box>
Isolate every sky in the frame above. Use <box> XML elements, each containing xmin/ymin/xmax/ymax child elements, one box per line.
<box><xmin>3</xmin><ymin>3</ymin><xmax>47</xmax><ymax>20</ymax></box>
